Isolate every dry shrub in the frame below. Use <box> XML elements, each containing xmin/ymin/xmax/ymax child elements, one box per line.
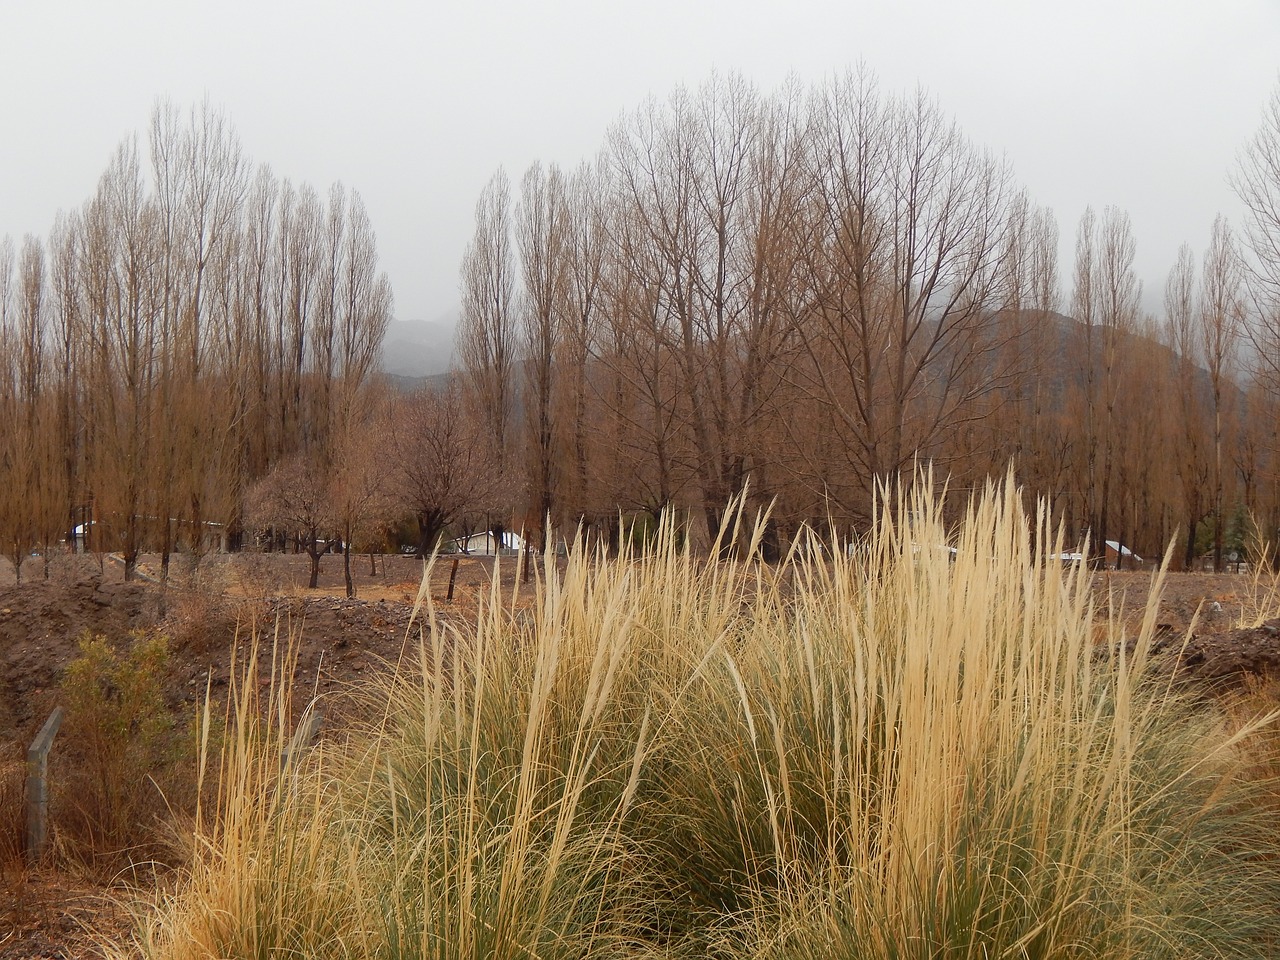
<box><xmin>1226</xmin><ymin>672</ymin><xmax>1280</xmax><ymax>811</ymax></box>
<box><xmin>161</xmin><ymin>587</ymin><xmax>240</xmax><ymax>655</ymax></box>
<box><xmin>0</xmin><ymin>752</ymin><xmax>24</xmax><ymax>868</ymax></box>
<box><xmin>160</xmin><ymin>560</ymin><xmax>271</xmax><ymax>655</ymax></box>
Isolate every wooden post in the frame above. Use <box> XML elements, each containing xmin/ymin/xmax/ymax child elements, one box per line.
<box><xmin>25</xmin><ymin>707</ymin><xmax>64</xmax><ymax>863</ymax></box>
<box><xmin>446</xmin><ymin>557</ymin><xmax>460</xmax><ymax>602</ymax></box>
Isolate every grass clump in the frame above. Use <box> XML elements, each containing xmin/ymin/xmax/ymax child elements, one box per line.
<box><xmin>129</xmin><ymin>480</ymin><xmax>1280</xmax><ymax>959</ymax></box>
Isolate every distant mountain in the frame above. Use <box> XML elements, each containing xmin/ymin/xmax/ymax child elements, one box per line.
<box><xmin>379</xmin><ymin>371</ymin><xmax>452</xmax><ymax>393</ymax></box>
<box><xmin>1035</xmin><ymin>310</ymin><xmax>1219</xmax><ymax>407</ymax></box>
<box><xmin>380</xmin><ymin>309</ymin><xmax>458</xmax><ymax>377</ymax></box>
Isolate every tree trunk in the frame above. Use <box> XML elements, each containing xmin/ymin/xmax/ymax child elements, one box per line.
<box><xmin>343</xmin><ymin>540</ymin><xmax>354</xmax><ymax>599</ymax></box>
<box><xmin>416</xmin><ymin>513</ymin><xmax>445</xmax><ymax>557</ymax></box>
<box><xmin>160</xmin><ymin>516</ymin><xmax>173</xmax><ymax>583</ymax></box>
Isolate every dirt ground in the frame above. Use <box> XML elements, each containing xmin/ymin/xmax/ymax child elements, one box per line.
<box><xmin>1</xmin><ymin>553</ymin><xmax>1278</xmax><ymax>958</ymax></box>
<box><xmin>0</xmin><ymin>550</ymin><xmax>520</xmax><ymax>746</ymax></box>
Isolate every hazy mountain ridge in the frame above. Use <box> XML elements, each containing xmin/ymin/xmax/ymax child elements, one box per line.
<box><xmin>378</xmin><ymin>308</ymin><xmax>1219</xmax><ymax>401</ymax></box>
<box><xmin>379</xmin><ymin>309</ymin><xmax>458</xmax><ymax>377</ymax></box>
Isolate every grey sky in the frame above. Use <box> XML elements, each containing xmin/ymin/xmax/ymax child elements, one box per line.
<box><xmin>3</xmin><ymin>0</ymin><xmax>1278</xmax><ymax>323</ymax></box>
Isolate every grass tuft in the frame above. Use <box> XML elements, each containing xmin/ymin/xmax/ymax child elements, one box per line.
<box><xmin>126</xmin><ymin>479</ymin><xmax>1280</xmax><ymax>959</ymax></box>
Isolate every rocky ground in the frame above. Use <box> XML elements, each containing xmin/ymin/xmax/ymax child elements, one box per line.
<box><xmin>1</xmin><ymin>555</ymin><xmax>1279</xmax><ymax>958</ymax></box>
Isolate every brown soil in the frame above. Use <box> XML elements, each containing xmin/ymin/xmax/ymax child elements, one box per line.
<box><xmin>0</xmin><ymin>556</ymin><xmax>1278</xmax><ymax>959</ymax></box>
<box><xmin>0</xmin><ymin>551</ymin><xmax>522</xmax><ymax>748</ymax></box>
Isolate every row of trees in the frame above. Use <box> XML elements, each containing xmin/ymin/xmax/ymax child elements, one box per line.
<box><xmin>0</xmin><ymin>101</ymin><xmax>394</xmax><ymax>586</ymax></box>
<box><xmin>5</xmin><ymin>77</ymin><xmax>1280</xmax><ymax>581</ymax></box>
<box><xmin>456</xmin><ymin>70</ymin><xmax>1280</xmax><ymax>567</ymax></box>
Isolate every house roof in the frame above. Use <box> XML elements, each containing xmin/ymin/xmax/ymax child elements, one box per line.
<box><xmin>1105</xmin><ymin>540</ymin><xmax>1142</xmax><ymax>562</ymax></box>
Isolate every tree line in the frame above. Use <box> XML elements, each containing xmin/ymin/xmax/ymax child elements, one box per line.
<box><xmin>455</xmin><ymin>70</ymin><xmax>1280</xmax><ymax>568</ymax></box>
<box><xmin>0</xmin><ymin>101</ymin><xmax>396</xmax><ymax>588</ymax></box>
<box><xmin>5</xmin><ymin>76</ymin><xmax>1280</xmax><ymax>581</ymax></box>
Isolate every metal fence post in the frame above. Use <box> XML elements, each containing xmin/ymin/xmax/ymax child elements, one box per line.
<box><xmin>280</xmin><ymin>709</ymin><xmax>323</xmax><ymax>771</ymax></box>
<box><xmin>25</xmin><ymin>707</ymin><xmax>64</xmax><ymax>863</ymax></box>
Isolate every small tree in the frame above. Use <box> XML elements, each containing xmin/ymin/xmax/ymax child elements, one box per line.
<box><xmin>331</xmin><ymin>416</ymin><xmax>397</xmax><ymax>597</ymax></box>
<box><xmin>247</xmin><ymin>455</ymin><xmax>336</xmax><ymax>589</ymax></box>
<box><xmin>388</xmin><ymin>379</ymin><xmax>501</xmax><ymax>557</ymax></box>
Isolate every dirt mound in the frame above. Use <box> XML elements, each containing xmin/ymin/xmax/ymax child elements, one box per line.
<box><xmin>0</xmin><ymin>580</ymin><xmax>163</xmax><ymax>740</ymax></box>
<box><xmin>161</xmin><ymin>593</ymin><xmax>445</xmax><ymax>719</ymax></box>
<box><xmin>1165</xmin><ymin>619</ymin><xmax>1280</xmax><ymax>683</ymax></box>
<box><xmin>0</xmin><ymin>583</ymin><xmax>446</xmax><ymax>750</ymax></box>
<box><xmin>2</xmin><ymin>564</ymin><xmax>1277</xmax><ymax>747</ymax></box>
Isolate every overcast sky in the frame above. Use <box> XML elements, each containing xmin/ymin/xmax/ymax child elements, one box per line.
<box><xmin>2</xmin><ymin>0</ymin><xmax>1278</xmax><ymax>324</ymax></box>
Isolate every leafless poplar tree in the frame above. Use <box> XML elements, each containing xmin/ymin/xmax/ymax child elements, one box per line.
<box><xmin>1093</xmin><ymin>208</ymin><xmax>1141</xmax><ymax>565</ymax></box>
<box><xmin>1233</xmin><ymin>80</ymin><xmax>1280</xmax><ymax>369</ymax></box>
<box><xmin>1165</xmin><ymin>243</ymin><xmax>1211</xmax><ymax>568</ymax></box>
<box><xmin>459</xmin><ymin>170</ymin><xmax>518</xmax><ymax>464</ymax></box>
<box><xmin>515</xmin><ymin>162</ymin><xmax>570</xmax><ymax>544</ymax></box>
<box><xmin>559</xmin><ymin>161</ymin><xmax>608</xmax><ymax>524</ymax></box>
<box><xmin>1199</xmin><ymin>215</ymin><xmax>1244</xmax><ymax>570</ymax></box>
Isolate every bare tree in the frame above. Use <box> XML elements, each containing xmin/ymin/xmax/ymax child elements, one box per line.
<box><xmin>0</xmin><ymin>236</ymin><xmax>23</xmax><ymax>578</ymax></box>
<box><xmin>516</xmin><ymin>162</ymin><xmax>570</xmax><ymax>544</ymax></box>
<box><xmin>1233</xmin><ymin>80</ymin><xmax>1280</xmax><ymax>371</ymax></box>
<box><xmin>603</xmin><ymin>74</ymin><xmax>808</xmax><ymax>543</ymax></box>
<box><xmin>0</xmin><ymin>236</ymin><xmax>58</xmax><ymax>579</ymax></box>
<box><xmin>1094</xmin><ymin>208</ymin><xmax>1141</xmax><ymax>565</ymax></box>
<box><xmin>331</xmin><ymin>404</ymin><xmax>396</xmax><ymax>597</ymax></box>
<box><xmin>558</xmin><ymin>161</ymin><xmax>608</xmax><ymax>525</ymax></box>
<box><xmin>459</xmin><ymin>170</ymin><xmax>518</xmax><ymax>465</ymax></box>
<box><xmin>793</xmin><ymin>71</ymin><xmax>1015</xmax><ymax>517</ymax></box>
<box><xmin>1165</xmin><ymin>243</ymin><xmax>1211</xmax><ymax>568</ymax></box>
<box><xmin>1069</xmin><ymin>206</ymin><xmax>1140</xmax><ymax>563</ymax></box>
<box><xmin>247</xmin><ymin>455</ymin><xmax>336</xmax><ymax>589</ymax></box>
<box><xmin>47</xmin><ymin>212</ymin><xmax>85</xmax><ymax>557</ymax></box>
<box><xmin>1199</xmin><ymin>215</ymin><xmax>1244</xmax><ymax>569</ymax></box>
<box><xmin>82</xmin><ymin>139</ymin><xmax>163</xmax><ymax>581</ymax></box>
<box><xmin>387</xmin><ymin>380</ymin><xmax>501</xmax><ymax>556</ymax></box>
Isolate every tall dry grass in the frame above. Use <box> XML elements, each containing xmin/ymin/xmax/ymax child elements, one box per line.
<box><xmin>0</xmin><ymin>754</ymin><xmax>23</xmax><ymax>869</ymax></box>
<box><xmin>126</xmin><ymin>481</ymin><xmax>1280</xmax><ymax>959</ymax></box>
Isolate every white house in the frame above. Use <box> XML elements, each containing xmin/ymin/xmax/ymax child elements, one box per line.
<box><xmin>452</xmin><ymin>531</ymin><xmax>526</xmax><ymax>556</ymax></box>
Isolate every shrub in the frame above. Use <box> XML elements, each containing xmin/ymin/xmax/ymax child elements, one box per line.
<box><xmin>56</xmin><ymin>632</ymin><xmax>192</xmax><ymax>868</ymax></box>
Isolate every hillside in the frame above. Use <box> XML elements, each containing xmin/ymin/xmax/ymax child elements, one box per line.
<box><xmin>379</xmin><ymin>310</ymin><xmax>458</xmax><ymax>377</ymax></box>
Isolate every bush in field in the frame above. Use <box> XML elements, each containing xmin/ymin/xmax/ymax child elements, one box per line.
<box><xmin>130</xmin><ymin>482</ymin><xmax>1280</xmax><ymax>960</ymax></box>
<box><xmin>57</xmin><ymin>632</ymin><xmax>192</xmax><ymax>867</ymax></box>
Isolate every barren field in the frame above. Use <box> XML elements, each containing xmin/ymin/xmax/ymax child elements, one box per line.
<box><xmin>2</xmin><ymin>553</ymin><xmax>1280</xmax><ymax>959</ymax></box>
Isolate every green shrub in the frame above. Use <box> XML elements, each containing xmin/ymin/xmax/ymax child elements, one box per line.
<box><xmin>57</xmin><ymin>631</ymin><xmax>191</xmax><ymax>867</ymax></box>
